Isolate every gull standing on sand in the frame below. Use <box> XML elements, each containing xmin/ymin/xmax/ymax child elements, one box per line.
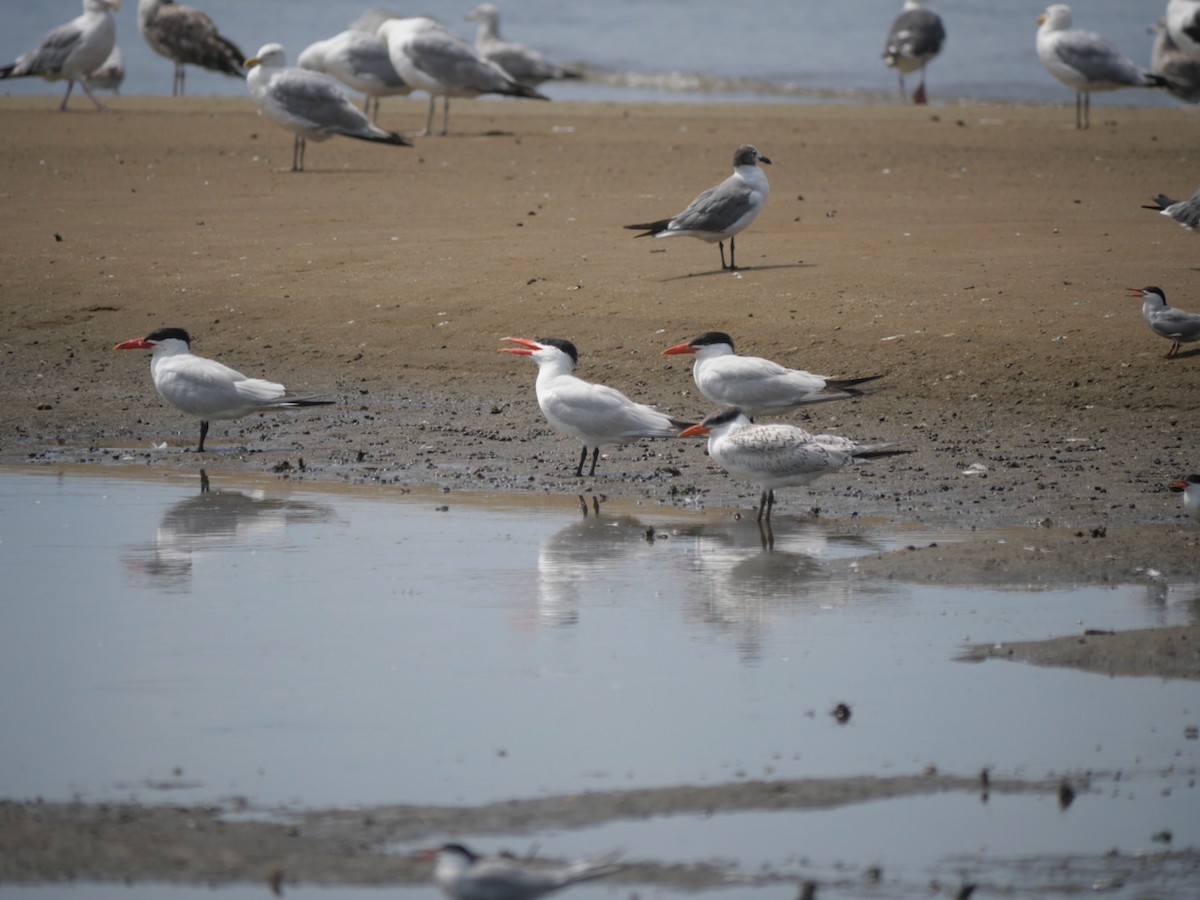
<box><xmin>661</xmin><ymin>332</ymin><xmax>885</xmax><ymax>414</ymax></box>
<box><xmin>678</xmin><ymin>409</ymin><xmax>910</xmax><ymax>524</ymax></box>
<box><xmin>1171</xmin><ymin>474</ymin><xmax>1200</xmax><ymax>523</ymax></box>
<box><xmin>425</xmin><ymin>843</ymin><xmax>620</xmax><ymax>900</ymax></box>
<box><xmin>1151</xmin><ymin>18</ymin><xmax>1200</xmax><ymax>103</ymax></box>
<box><xmin>1035</xmin><ymin>4</ymin><xmax>1170</xmax><ymax>129</ymax></box>
<box><xmin>1167</xmin><ymin>0</ymin><xmax>1200</xmax><ymax>61</ymax></box>
<box><xmin>465</xmin><ymin>3</ymin><xmax>580</xmax><ymax>88</ymax></box>
<box><xmin>298</xmin><ymin>30</ymin><xmax>410</xmax><ymax>121</ymax></box>
<box><xmin>378</xmin><ymin>16</ymin><xmax>549</xmax><ymax>136</ymax></box>
<box><xmin>625</xmin><ymin>145</ymin><xmax>771</xmax><ymax>272</ymax></box>
<box><xmin>245</xmin><ymin>44</ymin><xmax>411</xmax><ymax>172</ymax></box>
<box><xmin>137</xmin><ymin>0</ymin><xmax>243</xmax><ymax>96</ymax></box>
<box><xmin>114</xmin><ymin>328</ymin><xmax>334</xmax><ymax>453</ymax></box>
<box><xmin>882</xmin><ymin>0</ymin><xmax>946</xmax><ymax>104</ymax></box>
<box><xmin>1127</xmin><ymin>286</ymin><xmax>1200</xmax><ymax>358</ymax></box>
<box><xmin>1143</xmin><ymin>186</ymin><xmax>1200</xmax><ymax>230</ymax></box>
<box><xmin>500</xmin><ymin>337</ymin><xmax>696</xmax><ymax>478</ymax></box>
<box><xmin>85</xmin><ymin>44</ymin><xmax>124</xmax><ymax>93</ymax></box>
<box><xmin>0</xmin><ymin>0</ymin><xmax>119</xmax><ymax>112</ymax></box>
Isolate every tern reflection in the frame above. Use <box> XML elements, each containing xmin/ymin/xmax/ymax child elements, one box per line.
<box><xmin>533</xmin><ymin>496</ymin><xmax>658</xmax><ymax>626</ymax></box>
<box><xmin>673</xmin><ymin>517</ymin><xmax>882</xmax><ymax>662</ymax></box>
<box><xmin>122</xmin><ymin>470</ymin><xmax>336</xmax><ymax>591</ymax></box>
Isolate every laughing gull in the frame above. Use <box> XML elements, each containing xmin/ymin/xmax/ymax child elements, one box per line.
<box><xmin>244</xmin><ymin>43</ymin><xmax>411</xmax><ymax>172</ymax></box>
<box><xmin>1035</xmin><ymin>4</ymin><xmax>1171</xmax><ymax>129</ymax></box>
<box><xmin>298</xmin><ymin>29</ymin><xmax>410</xmax><ymax>121</ymax></box>
<box><xmin>0</xmin><ymin>0</ymin><xmax>119</xmax><ymax>111</ymax></box>
<box><xmin>882</xmin><ymin>0</ymin><xmax>946</xmax><ymax>104</ymax></box>
<box><xmin>1143</xmin><ymin>186</ymin><xmax>1200</xmax><ymax>230</ymax></box>
<box><xmin>137</xmin><ymin>0</ymin><xmax>244</xmax><ymax>95</ymax></box>
<box><xmin>377</xmin><ymin>16</ymin><xmax>549</xmax><ymax>136</ymax></box>
<box><xmin>625</xmin><ymin>144</ymin><xmax>771</xmax><ymax>271</ymax></box>
<box><xmin>465</xmin><ymin>3</ymin><xmax>581</xmax><ymax>88</ymax></box>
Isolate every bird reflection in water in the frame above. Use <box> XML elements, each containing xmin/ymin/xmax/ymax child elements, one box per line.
<box><xmin>121</xmin><ymin>469</ymin><xmax>336</xmax><ymax>591</ymax></box>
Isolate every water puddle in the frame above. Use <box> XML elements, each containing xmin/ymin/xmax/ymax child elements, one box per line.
<box><xmin>0</xmin><ymin>466</ymin><xmax>1196</xmax><ymax>897</ymax></box>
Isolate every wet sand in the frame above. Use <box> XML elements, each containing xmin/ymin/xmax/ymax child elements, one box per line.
<box><xmin>1</xmin><ymin>94</ymin><xmax>1199</xmax><ymax>891</ymax></box>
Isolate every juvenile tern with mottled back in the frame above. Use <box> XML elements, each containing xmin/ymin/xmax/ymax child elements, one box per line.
<box><xmin>625</xmin><ymin>145</ymin><xmax>771</xmax><ymax>271</ymax></box>
<box><xmin>245</xmin><ymin>43</ymin><xmax>410</xmax><ymax>172</ymax></box>
<box><xmin>378</xmin><ymin>16</ymin><xmax>548</xmax><ymax>136</ymax></box>
<box><xmin>500</xmin><ymin>337</ymin><xmax>695</xmax><ymax>478</ymax></box>
<box><xmin>0</xmin><ymin>0</ymin><xmax>119</xmax><ymax>111</ymax></box>
<box><xmin>679</xmin><ymin>409</ymin><xmax>911</xmax><ymax>523</ymax></box>
<box><xmin>1143</xmin><ymin>187</ymin><xmax>1200</xmax><ymax>231</ymax></box>
<box><xmin>662</xmin><ymin>332</ymin><xmax>885</xmax><ymax>414</ymax></box>
<box><xmin>137</xmin><ymin>0</ymin><xmax>243</xmax><ymax>95</ymax></box>
<box><xmin>114</xmin><ymin>328</ymin><xmax>334</xmax><ymax>452</ymax></box>
<box><xmin>1035</xmin><ymin>4</ymin><xmax>1170</xmax><ymax>129</ymax></box>
<box><xmin>1128</xmin><ymin>286</ymin><xmax>1200</xmax><ymax>358</ymax></box>
<box><xmin>882</xmin><ymin>0</ymin><xmax>945</xmax><ymax>104</ymax></box>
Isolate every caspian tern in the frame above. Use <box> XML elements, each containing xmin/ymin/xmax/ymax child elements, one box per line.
<box><xmin>1127</xmin><ymin>286</ymin><xmax>1200</xmax><ymax>358</ymax></box>
<box><xmin>624</xmin><ymin>145</ymin><xmax>771</xmax><ymax>271</ymax></box>
<box><xmin>679</xmin><ymin>408</ymin><xmax>910</xmax><ymax>522</ymax></box>
<box><xmin>245</xmin><ymin>44</ymin><xmax>411</xmax><ymax>173</ymax></box>
<box><xmin>500</xmin><ymin>336</ymin><xmax>695</xmax><ymax>477</ymax></box>
<box><xmin>662</xmin><ymin>331</ymin><xmax>885</xmax><ymax>414</ymax></box>
<box><xmin>114</xmin><ymin>327</ymin><xmax>334</xmax><ymax>452</ymax></box>
<box><xmin>1035</xmin><ymin>5</ymin><xmax>1171</xmax><ymax>129</ymax></box>
<box><xmin>465</xmin><ymin>4</ymin><xmax>581</xmax><ymax>88</ymax></box>
<box><xmin>0</xmin><ymin>0</ymin><xmax>119</xmax><ymax>112</ymax></box>
<box><xmin>1143</xmin><ymin>187</ymin><xmax>1200</xmax><ymax>232</ymax></box>
<box><xmin>378</xmin><ymin>16</ymin><xmax>548</xmax><ymax>137</ymax></box>
<box><xmin>426</xmin><ymin>843</ymin><xmax>620</xmax><ymax>900</ymax></box>
<box><xmin>137</xmin><ymin>0</ymin><xmax>244</xmax><ymax>96</ymax></box>
<box><xmin>1171</xmin><ymin>474</ymin><xmax>1200</xmax><ymax>523</ymax></box>
<box><xmin>882</xmin><ymin>0</ymin><xmax>946</xmax><ymax>104</ymax></box>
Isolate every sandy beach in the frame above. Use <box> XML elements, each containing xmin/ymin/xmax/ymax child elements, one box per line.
<box><xmin>1</xmin><ymin>94</ymin><xmax>1199</xmax><ymax>892</ymax></box>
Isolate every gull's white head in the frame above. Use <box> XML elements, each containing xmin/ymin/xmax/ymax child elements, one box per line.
<box><xmin>245</xmin><ymin>44</ymin><xmax>287</xmax><ymax>71</ymax></box>
<box><xmin>465</xmin><ymin>4</ymin><xmax>500</xmax><ymax>24</ymax></box>
<box><xmin>1037</xmin><ymin>5</ymin><xmax>1072</xmax><ymax>30</ymax></box>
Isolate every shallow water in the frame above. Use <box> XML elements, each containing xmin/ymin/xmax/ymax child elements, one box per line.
<box><xmin>0</xmin><ymin>0</ymin><xmax>1185</xmax><ymax>108</ymax></box>
<box><xmin>0</xmin><ymin>466</ymin><xmax>1196</xmax><ymax>896</ymax></box>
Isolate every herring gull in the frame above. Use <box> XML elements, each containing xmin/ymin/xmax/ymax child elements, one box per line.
<box><xmin>245</xmin><ymin>43</ymin><xmax>411</xmax><ymax>173</ymax></box>
<box><xmin>624</xmin><ymin>145</ymin><xmax>771</xmax><ymax>272</ymax></box>
<box><xmin>882</xmin><ymin>0</ymin><xmax>946</xmax><ymax>104</ymax></box>
<box><xmin>137</xmin><ymin>0</ymin><xmax>244</xmax><ymax>96</ymax></box>
<box><xmin>1035</xmin><ymin>4</ymin><xmax>1169</xmax><ymax>129</ymax></box>
<box><xmin>85</xmin><ymin>44</ymin><xmax>124</xmax><ymax>93</ymax></box>
<box><xmin>298</xmin><ymin>30</ymin><xmax>410</xmax><ymax>121</ymax></box>
<box><xmin>1143</xmin><ymin>186</ymin><xmax>1200</xmax><ymax>231</ymax></box>
<box><xmin>464</xmin><ymin>3</ymin><xmax>581</xmax><ymax>88</ymax></box>
<box><xmin>378</xmin><ymin>16</ymin><xmax>549</xmax><ymax>136</ymax></box>
<box><xmin>1151</xmin><ymin>17</ymin><xmax>1200</xmax><ymax>103</ymax></box>
<box><xmin>1167</xmin><ymin>0</ymin><xmax>1200</xmax><ymax>61</ymax></box>
<box><xmin>0</xmin><ymin>0</ymin><xmax>119</xmax><ymax>111</ymax></box>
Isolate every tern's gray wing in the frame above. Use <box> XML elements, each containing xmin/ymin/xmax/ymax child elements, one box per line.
<box><xmin>1152</xmin><ymin>307</ymin><xmax>1200</xmax><ymax>341</ymax></box>
<box><xmin>672</xmin><ymin>177</ymin><xmax>755</xmax><ymax>233</ymax></box>
<box><xmin>1054</xmin><ymin>32</ymin><xmax>1146</xmax><ymax>85</ymax></box>
<box><xmin>14</xmin><ymin>20</ymin><xmax>87</xmax><ymax>75</ymax></box>
<box><xmin>885</xmin><ymin>9</ymin><xmax>945</xmax><ymax>61</ymax></box>
<box><xmin>1154</xmin><ymin>188</ymin><xmax>1200</xmax><ymax>229</ymax></box>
